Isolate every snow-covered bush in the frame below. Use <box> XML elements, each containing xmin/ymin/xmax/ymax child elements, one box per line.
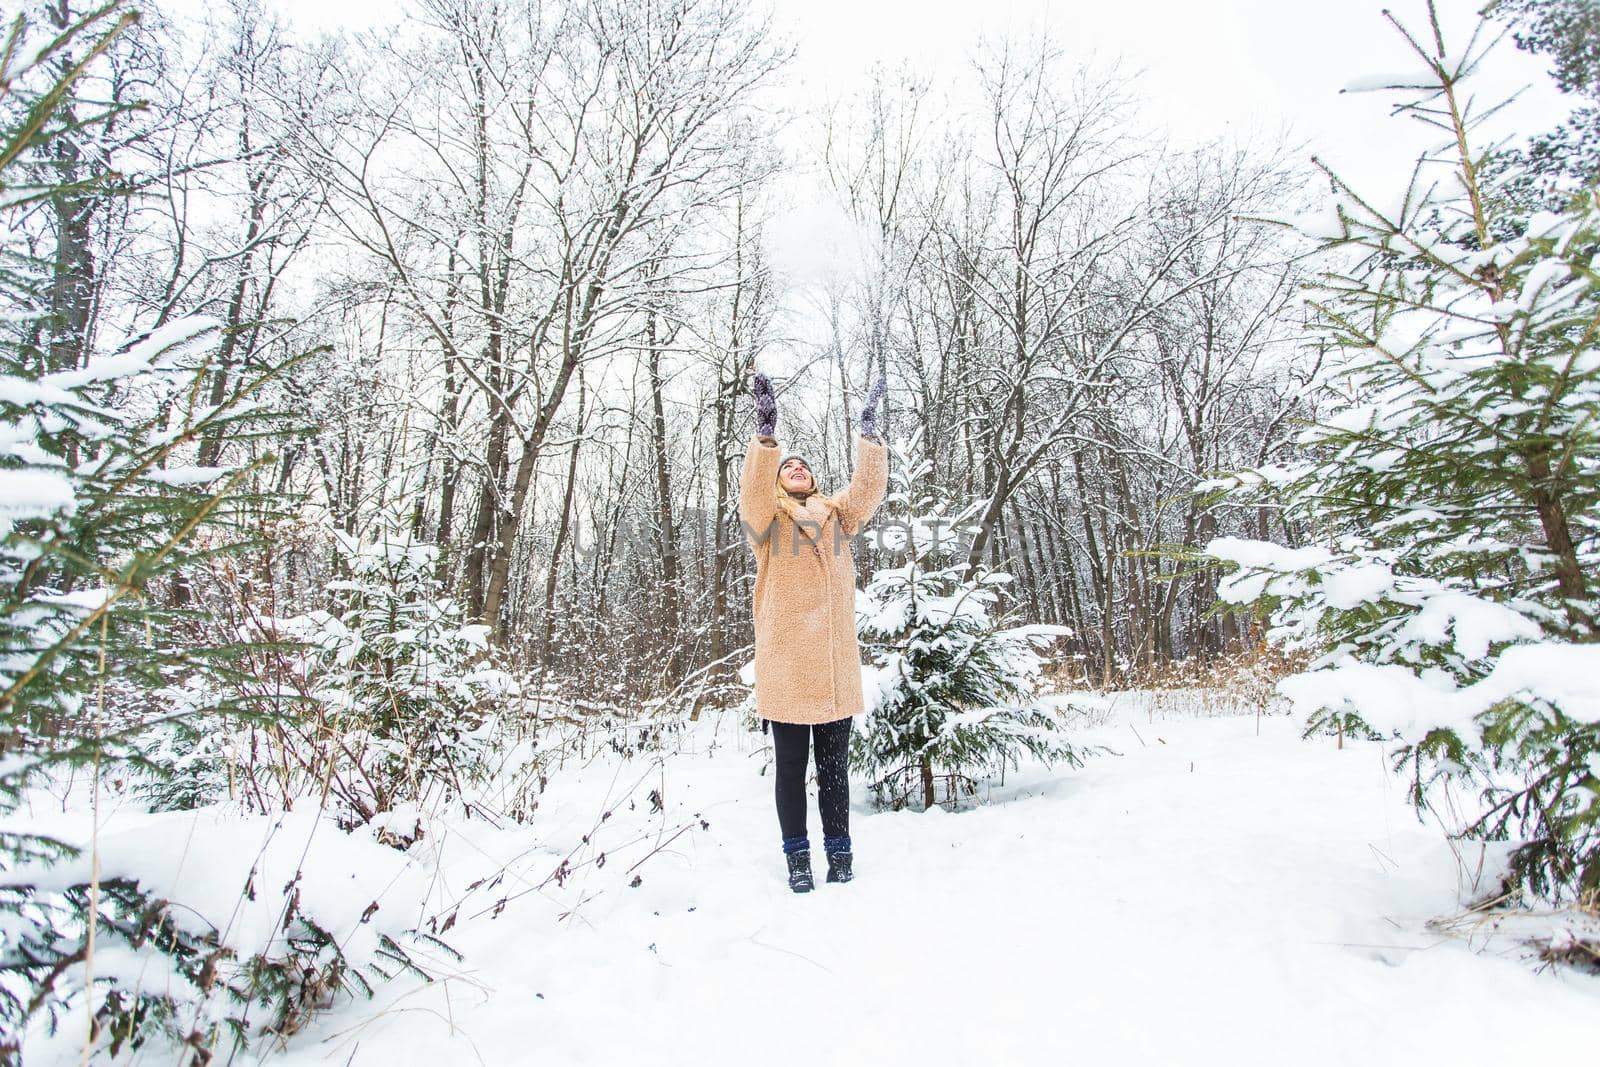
<box><xmin>6</xmin><ymin>809</ymin><xmax>447</xmax><ymax>1062</ymax></box>
<box><xmin>279</xmin><ymin>511</ymin><xmax>522</xmax><ymax>827</ymax></box>
<box><xmin>1202</xmin><ymin>8</ymin><xmax>1600</xmax><ymax>905</ymax></box>
<box><xmin>853</xmin><ymin>438</ymin><xmax>1085</xmax><ymax>809</ymax></box>
<box><xmin>122</xmin><ymin>506</ymin><xmax>530</xmax><ymax>830</ymax></box>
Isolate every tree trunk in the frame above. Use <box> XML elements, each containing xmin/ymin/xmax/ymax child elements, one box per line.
<box><xmin>646</xmin><ymin>296</ymin><xmax>684</xmax><ymax>683</ymax></box>
<box><xmin>541</xmin><ymin>376</ymin><xmax>586</xmax><ymax>664</ymax></box>
<box><xmin>1523</xmin><ymin>449</ymin><xmax>1592</xmax><ymax>629</ymax></box>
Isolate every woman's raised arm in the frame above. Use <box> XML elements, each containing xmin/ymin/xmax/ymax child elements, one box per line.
<box><xmin>738</xmin><ymin>373</ymin><xmax>781</xmax><ymax>546</ymax></box>
<box><xmin>834</xmin><ymin>434</ymin><xmax>888</xmax><ymax>536</ymax></box>
<box><xmin>835</xmin><ymin>373</ymin><xmax>889</xmax><ymax>535</ymax></box>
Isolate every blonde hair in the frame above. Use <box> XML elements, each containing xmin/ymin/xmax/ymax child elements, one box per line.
<box><xmin>773</xmin><ymin>469</ymin><xmax>837</xmax><ymax>527</ymax></box>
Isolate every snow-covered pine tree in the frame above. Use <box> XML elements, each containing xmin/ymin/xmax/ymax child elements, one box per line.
<box><xmin>0</xmin><ymin>6</ymin><xmax>351</xmax><ymax>1053</ymax></box>
<box><xmin>1487</xmin><ymin>0</ymin><xmax>1599</xmax><ymax>213</ymax></box>
<box><xmin>853</xmin><ymin>434</ymin><xmax>1083</xmax><ymax>810</ymax></box>
<box><xmin>1202</xmin><ymin>5</ymin><xmax>1600</xmax><ymax>905</ymax></box>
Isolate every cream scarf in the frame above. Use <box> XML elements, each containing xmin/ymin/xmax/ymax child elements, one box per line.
<box><xmin>773</xmin><ymin>479</ymin><xmax>838</xmax><ymax>541</ymax></box>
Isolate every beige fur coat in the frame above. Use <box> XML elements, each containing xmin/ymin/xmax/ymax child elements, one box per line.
<box><xmin>739</xmin><ymin>432</ymin><xmax>889</xmax><ymax>725</ymax></box>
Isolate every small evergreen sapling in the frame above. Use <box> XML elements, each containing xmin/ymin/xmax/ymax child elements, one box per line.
<box><xmin>285</xmin><ymin>506</ymin><xmax>521</xmax><ymax>826</ymax></box>
<box><xmin>853</xmin><ymin>436</ymin><xmax>1083</xmax><ymax>810</ymax></box>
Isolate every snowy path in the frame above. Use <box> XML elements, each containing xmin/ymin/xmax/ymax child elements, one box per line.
<box><xmin>275</xmin><ymin>703</ymin><xmax>1598</xmax><ymax>1066</ymax></box>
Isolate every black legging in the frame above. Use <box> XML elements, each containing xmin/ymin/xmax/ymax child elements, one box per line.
<box><xmin>768</xmin><ymin>716</ymin><xmax>853</xmax><ymax>853</ymax></box>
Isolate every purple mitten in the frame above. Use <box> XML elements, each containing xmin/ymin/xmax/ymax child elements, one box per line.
<box><xmin>858</xmin><ymin>372</ymin><xmax>886</xmax><ymax>438</ymax></box>
<box><xmin>753</xmin><ymin>372</ymin><xmax>778</xmax><ymax>437</ymax></box>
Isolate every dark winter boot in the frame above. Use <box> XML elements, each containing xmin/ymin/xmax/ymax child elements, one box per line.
<box><xmin>825</xmin><ymin>851</ymin><xmax>853</xmax><ymax>884</ymax></box>
<box><xmin>786</xmin><ymin>851</ymin><xmax>815</xmax><ymax>893</ymax></box>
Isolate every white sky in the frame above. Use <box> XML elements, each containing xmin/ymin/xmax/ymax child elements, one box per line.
<box><xmin>241</xmin><ymin>0</ymin><xmax>1572</xmax><ymax>389</ymax></box>
<box><xmin>262</xmin><ymin>0</ymin><xmax>1567</xmax><ymax>197</ymax></box>
<box><xmin>252</xmin><ymin>0</ymin><xmax>1570</xmax><ymax>290</ymax></box>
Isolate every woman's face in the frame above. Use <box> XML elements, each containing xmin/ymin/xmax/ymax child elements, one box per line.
<box><xmin>779</xmin><ymin>458</ymin><xmax>814</xmax><ymax>492</ymax></box>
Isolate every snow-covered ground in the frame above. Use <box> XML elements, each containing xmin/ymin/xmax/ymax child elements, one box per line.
<box><xmin>21</xmin><ymin>695</ymin><xmax>1600</xmax><ymax>1064</ymax></box>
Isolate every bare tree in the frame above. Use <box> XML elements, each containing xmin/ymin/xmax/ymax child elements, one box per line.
<box><xmin>297</xmin><ymin>0</ymin><xmax>786</xmax><ymax>640</ymax></box>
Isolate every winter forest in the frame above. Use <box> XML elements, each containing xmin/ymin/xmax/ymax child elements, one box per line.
<box><xmin>3</xmin><ymin>0</ymin><xmax>1599</xmax><ymax>1061</ymax></box>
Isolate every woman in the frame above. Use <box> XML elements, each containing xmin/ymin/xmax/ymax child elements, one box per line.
<box><xmin>738</xmin><ymin>370</ymin><xmax>889</xmax><ymax>893</ymax></box>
